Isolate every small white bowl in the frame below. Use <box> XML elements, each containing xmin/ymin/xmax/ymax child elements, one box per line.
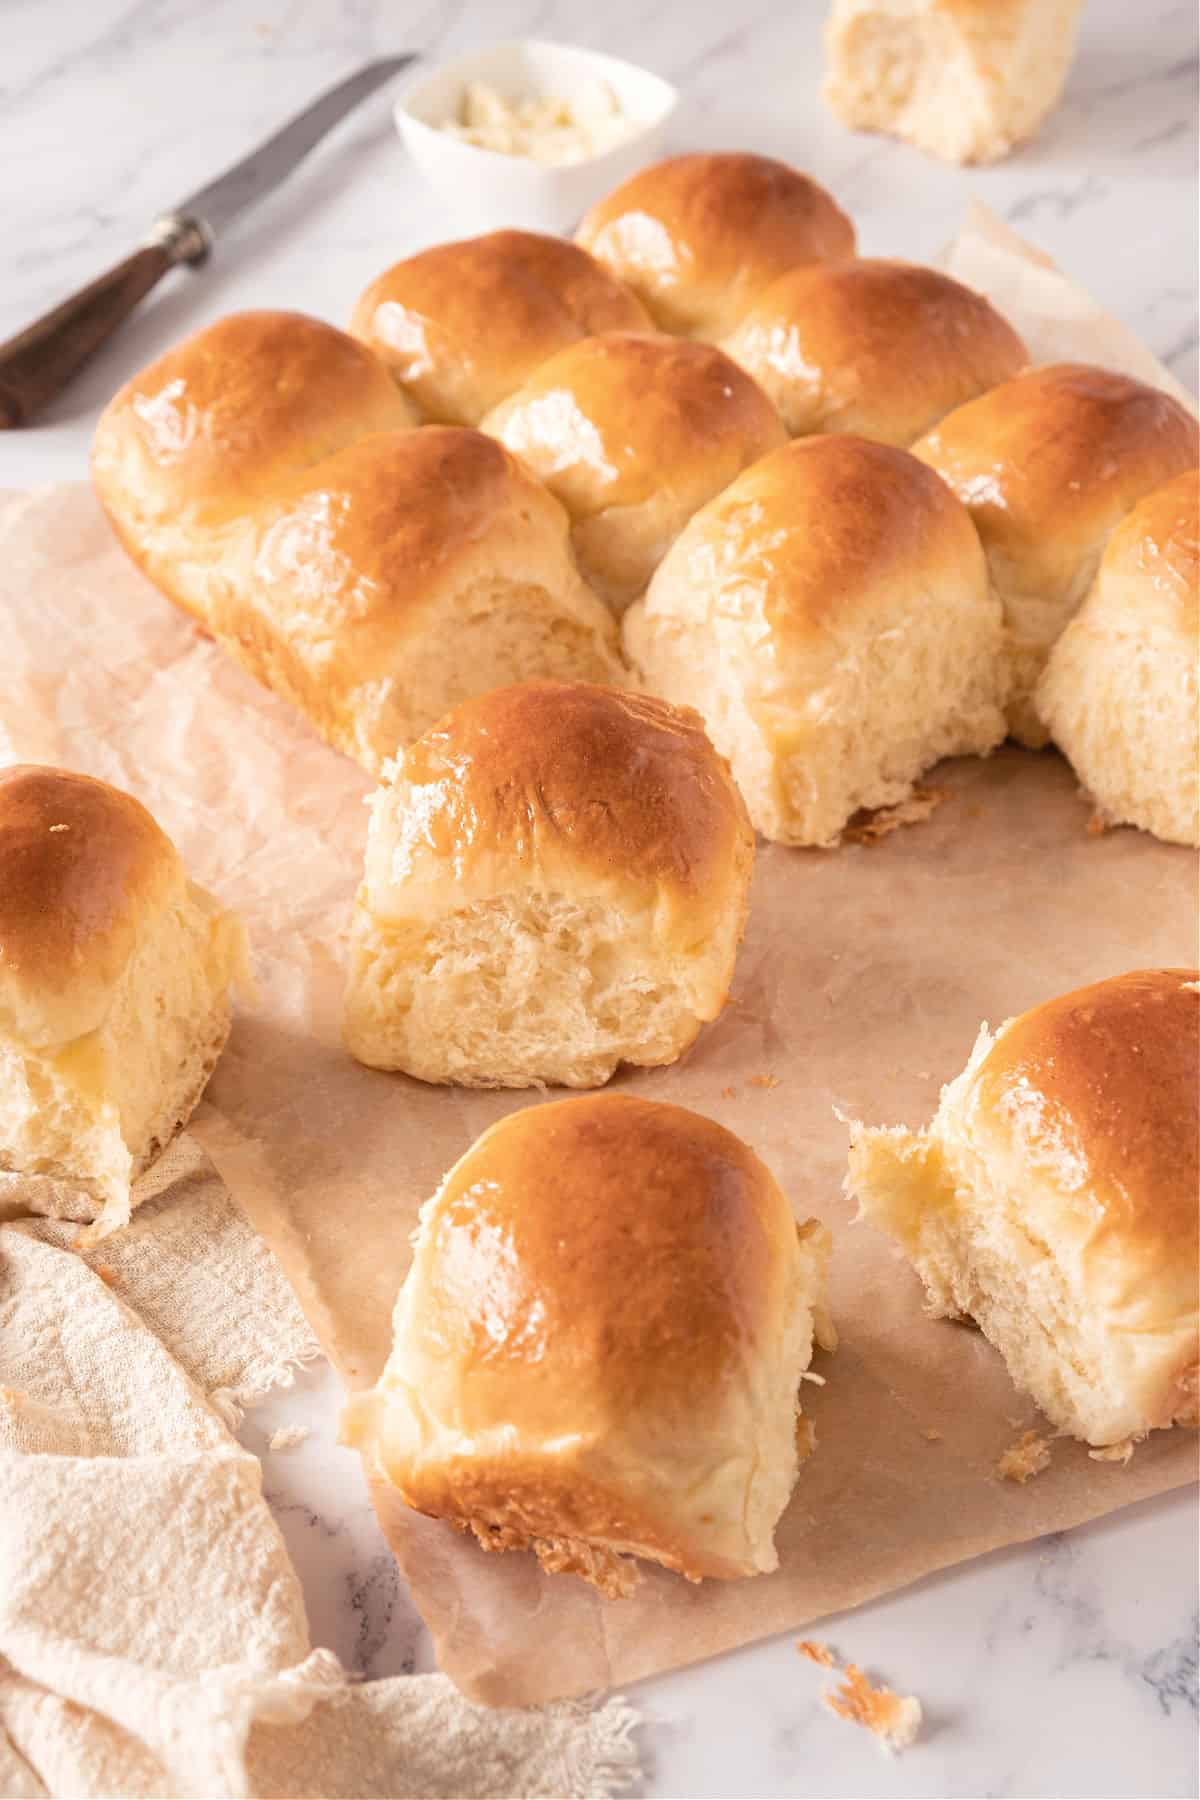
<box><xmin>396</xmin><ymin>41</ymin><xmax>678</xmax><ymax>236</ymax></box>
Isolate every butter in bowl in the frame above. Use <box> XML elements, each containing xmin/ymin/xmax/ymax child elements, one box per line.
<box><xmin>395</xmin><ymin>40</ymin><xmax>678</xmax><ymax>234</ymax></box>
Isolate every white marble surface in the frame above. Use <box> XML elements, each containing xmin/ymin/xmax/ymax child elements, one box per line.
<box><xmin>3</xmin><ymin>3</ymin><xmax>1198</xmax><ymax>1795</ymax></box>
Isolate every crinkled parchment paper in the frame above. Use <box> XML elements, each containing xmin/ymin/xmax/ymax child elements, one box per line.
<box><xmin>1</xmin><ymin>206</ymin><xmax>1196</xmax><ymax>1707</ymax></box>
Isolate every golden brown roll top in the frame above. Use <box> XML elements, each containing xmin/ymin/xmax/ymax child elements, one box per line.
<box><xmin>349</xmin><ymin>229</ymin><xmax>653</xmax><ymax>425</ymax></box>
<box><xmin>93</xmin><ymin>414</ymin><xmax>623</xmax><ymax>771</ymax></box>
<box><xmin>623</xmin><ymin>432</ymin><xmax>1007</xmax><ymax>845</ymax></box>
<box><xmin>482</xmin><ymin>331</ymin><xmax>787</xmax><ymax>610</ymax></box>
<box><xmin>912</xmin><ymin>363</ymin><xmax>1200</xmax><ymax>743</ymax></box>
<box><xmin>576</xmin><ymin>152</ymin><xmax>856</xmax><ymax>338</ymax></box>
<box><xmin>248</xmin><ymin>425</ymin><xmax>573</xmax><ymax>641</ymax></box>
<box><xmin>973</xmin><ymin>972</ymin><xmax>1198</xmax><ymax>1271</ymax></box>
<box><xmin>848</xmin><ymin>969</ymin><xmax>1200</xmax><ymax>1445</ymax></box>
<box><xmin>1089</xmin><ymin>467</ymin><xmax>1200</xmax><ymax>630</ymax></box>
<box><xmin>343</xmin><ymin>682</ymin><xmax>755</xmax><ymax>1089</ymax></box>
<box><xmin>0</xmin><ymin>765</ymin><xmax>178</xmax><ymax>1050</ymax></box>
<box><xmin>357</xmin><ymin>680</ymin><xmax>753</xmax><ymax>954</ymax></box>
<box><xmin>91</xmin><ymin>310</ymin><xmax>418</xmax><ymax>536</ymax></box>
<box><xmin>343</xmin><ymin>1094</ymin><xmax>834</xmax><ymax>1592</ymax></box>
<box><xmin>722</xmin><ymin>258</ymin><xmax>1027</xmax><ymax>444</ymax></box>
<box><xmin>637</xmin><ymin>431</ymin><xmax>989</xmax><ymax>645</ymax></box>
<box><xmin>959</xmin><ymin>969</ymin><xmax>1200</xmax><ymax>1432</ymax></box>
<box><xmin>0</xmin><ymin>766</ymin><xmax>246</xmax><ymax>1237</ymax></box>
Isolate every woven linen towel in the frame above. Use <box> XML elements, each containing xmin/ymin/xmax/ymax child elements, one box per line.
<box><xmin>0</xmin><ymin>1136</ymin><xmax>641</xmax><ymax>1799</ymax></box>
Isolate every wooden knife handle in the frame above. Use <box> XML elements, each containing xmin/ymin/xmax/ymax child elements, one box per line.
<box><xmin>0</xmin><ymin>217</ymin><xmax>208</xmax><ymax>429</ymax></box>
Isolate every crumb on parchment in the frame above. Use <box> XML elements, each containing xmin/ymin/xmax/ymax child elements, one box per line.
<box><xmin>796</xmin><ymin>1638</ymin><xmax>836</xmax><ymax>1667</ymax></box>
<box><xmin>1089</xmin><ymin>1439</ymin><xmax>1134</xmax><ymax>1464</ymax></box>
<box><xmin>268</xmin><ymin>1425</ymin><xmax>311</xmax><ymax>1451</ymax></box>
<box><xmin>823</xmin><ymin>1663</ymin><xmax>923</xmax><ymax>1752</ymax></box>
<box><xmin>721</xmin><ymin>1085</ymin><xmax>737</xmax><ymax>1099</ymax></box>
<box><xmin>997</xmin><ymin>1429</ymin><xmax>1052</xmax><ymax>1483</ymax></box>
<box><xmin>922</xmin><ymin>1427</ymin><xmax>943</xmax><ymax>1442</ymax></box>
<box><xmin>750</xmin><ymin>1073</ymin><xmax>780</xmax><ymax>1090</ymax></box>
<box><xmin>844</xmin><ymin>785</ymin><xmax>945</xmax><ymax>845</ymax></box>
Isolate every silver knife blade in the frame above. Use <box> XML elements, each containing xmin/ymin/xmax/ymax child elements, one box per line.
<box><xmin>174</xmin><ymin>55</ymin><xmax>417</xmax><ymax>242</ymax></box>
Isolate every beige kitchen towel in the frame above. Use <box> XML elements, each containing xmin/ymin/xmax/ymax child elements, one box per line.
<box><xmin>0</xmin><ymin>1143</ymin><xmax>641</xmax><ymax>1799</ymax></box>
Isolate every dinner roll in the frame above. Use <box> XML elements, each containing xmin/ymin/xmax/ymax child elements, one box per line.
<box><xmin>94</xmin><ymin>351</ymin><xmax>624</xmax><ymax>770</ymax></box>
<box><xmin>623</xmin><ymin>434</ymin><xmax>1007</xmax><ymax>846</ymax></box>
<box><xmin>342</xmin><ymin>682</ymin><xmax>754</xmax><ymax>1087</ymax></box>
<box><xmin>1038</xmin><ymin>471</ymin><xmax>1199</xmax><ymax>847</ymax></box>
<box><xmin>575</xmin><ymin>152</ymin><xmax>856</xmax><ymax>339</ymax></box>
<box><xmin>482</xmin><ymin>332</ymin><xmax>787</xmax><ymax>612</ymax></box>
<box><xmin>913</xmin><ymin>364</ymin><xmax>1199</xmax><ymax>746</ymax></box>
<box><xmin>342</xmin><ymin>1094</ymin><xmax>836</xmax><ymax>1595</ymax></box>
<box><xmin>0</xmin><ymin>766</ymin><xmax>246</xmax><ymax>1241</ymax></box>
<box><xmin>349</xmin><ymin>229</ymin><xmax>653</xmax><ymax>425</ymax></box>
<box><xmin>722</xmin><ymin>259</ymin><xmax>1027</xmax><ymax>445</ymax></box>
<box><xmin>91</xmin><ymin>310</ymin><xmax>419</xmax><ymax>533</ymax></box>
<box><xmin>846</xmin><ymin>970</ymin><xmax>1200</xmax><ymax>1447</ymax></box>
<box><xmin>823</xmin><ymin>0</ymin><xmax>1087</xmax><ymax>165</ymax></box>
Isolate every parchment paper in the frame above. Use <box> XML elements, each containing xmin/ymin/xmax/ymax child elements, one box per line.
<box><xmin>2</xmin><ymin>206</ymin><xmax>1196</xmax><ymax>1708</ymax></box>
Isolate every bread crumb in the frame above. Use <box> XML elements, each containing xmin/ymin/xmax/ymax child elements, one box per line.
<box><xmin>795</xmin><ymin>1639</ymin><xmax>922</xmax><ymax>1754</ymax></box>
<box><xmin>721</xmin><ymin>1085</ymin><xmax>737</xmax><ymax>1099</ymax></box>
<box><xmin>824</xmin><ymin>1664</ymin><xmax>923</xmax><ymax>1752</ymax></box>
<box><xmin>844</xmin><ymin>785</ymin><xmax>945</xmax><ymax>845</ymax></box>
<box><xmin>268</xmin><ymin>1425</ymin><xmax>310</xmax><ymax>1451</ymax></box>
<box><xmin>48</xmin><ymin>822</ymin><xmax>69</xmax><ymax>832</ymax></box>
<box><xmin>750</xmin><ymin>1073</ymin><xmax>780</xmax><ymax>1089</ymax></box>
<box><xmin>997</xmin><ymin>1429</ymin><xmax>1052</xmax><ymax>1483</ymax></box>
<box><xmin>922</xmin><ymin>1427</ymin><xmax>943</xmax><ymax>1442</ymax></box>
<box><xmin>795</xmin><ymin>1415</ymin><xmax>817</xmax><ymax>1462</ymax></box>
<box><xmin>1085</xmin><ymin>809</ymin><xmax>1111</xmax><ymax>837</ymax></box>
<box><xmin>1089</xmin><ymin>1439</ymin><xmax>1134</xmax><ymax>1465</ymax></box>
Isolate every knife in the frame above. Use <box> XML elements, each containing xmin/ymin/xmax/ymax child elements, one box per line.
<box><xmin>0</xmin><ymin>55</ymin><xmax>417</xmax><ymax>430</ymax></box>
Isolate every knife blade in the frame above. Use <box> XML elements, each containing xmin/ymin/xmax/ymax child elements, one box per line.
<box><xmin>177</xmin><ymin>55</ymin><xmax>417</xmax><ymax>246</ymax></box>
<box><xmin>0</xmin><ymin>55</ymin><xmax>418</xmax><ymax>429</ymax></box>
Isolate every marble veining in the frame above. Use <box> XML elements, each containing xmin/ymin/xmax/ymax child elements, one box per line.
<box><xmin>4</xmin><ymin>2</ymin><xmax>1198</xmax><ymax>1794</ymax></box>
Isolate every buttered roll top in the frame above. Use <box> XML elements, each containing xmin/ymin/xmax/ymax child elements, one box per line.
<box><xmin>0</xmin><ymin>765</ymin><xmax>182</xmax><ymax>1051</ymax></box>
<box><xmin>576</xmin><ymin>151</ymin><xmax>856</xmax><ymax>339</ymax></box>
<box><xmin>349</xmin><ymin>228</ymin><xmax>654</xmax><ymax>425</ymax></box>
<box><xmin>722</xmin><ymin>257</ymin><xmax>1028</xmax><ymax>444</ymax></box>
<box><xmin>358</xmin><ymin>680</ymin><xmax>754</xmax><ymax>957</ymax></box>
<box><xmin>965</xmin><ymin>969</ymin><xmax>1200</xmax><ymax>1350</ymax></box>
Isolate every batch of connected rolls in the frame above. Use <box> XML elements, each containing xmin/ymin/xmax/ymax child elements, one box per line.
<box><xmin>6</xmin><ymin>152</ymin><xmax>1198</xmax><ymax>1598</ymax></box>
